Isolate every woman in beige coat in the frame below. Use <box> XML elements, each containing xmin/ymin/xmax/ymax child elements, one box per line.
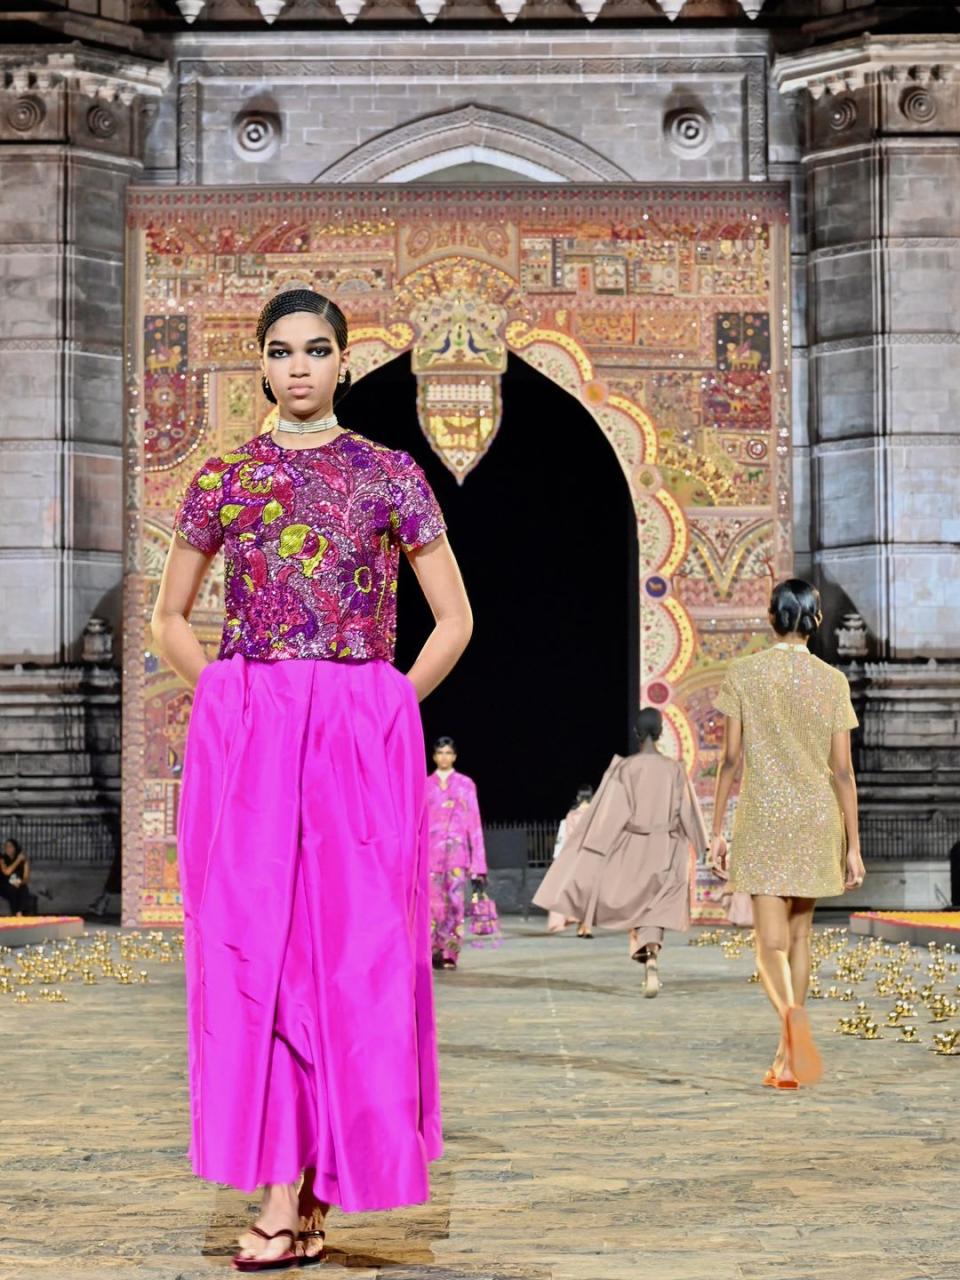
<box><xmin>533</xmin><ymin>709</ymin><xmax>708</xmax><ymax>997</ymax></box>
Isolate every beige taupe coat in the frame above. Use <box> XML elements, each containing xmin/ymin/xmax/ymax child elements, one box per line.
<box><xmin>533</xmin><ymin>748</ymin><xmax>708</xmax><ymax>933</ymax></box>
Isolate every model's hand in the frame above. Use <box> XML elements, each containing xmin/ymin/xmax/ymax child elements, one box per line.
<box><xmin>845</xmin><ymin>845</ymin><xmax>866</xmax><ymax>891</ymax></box>
<box><xmin>709</xmin><ymin>835</ymin><xmax>730</xmax><ymax>881</ymax></box>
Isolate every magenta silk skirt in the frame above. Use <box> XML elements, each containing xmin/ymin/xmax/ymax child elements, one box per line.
<box><xmin>177</xmin><ymin>654</ymin><xmax>442</xmax><ymax>1210</ymax></box>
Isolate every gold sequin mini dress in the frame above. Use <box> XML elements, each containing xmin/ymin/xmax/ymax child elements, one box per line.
<box><xmin>714</xmin><ymin>645</ymin><xmax>859</xmax><ymax>900</ymax></box>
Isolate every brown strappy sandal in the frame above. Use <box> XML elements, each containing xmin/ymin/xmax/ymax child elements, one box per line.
<box><xmin>233</xmin><ymin>1226</ymin><xmax>299</xmax><ymax>1272</ymax></box>
<box><xmin>297</xmin><ymin>1228</ymin><xmax>326</xmax><ymax>1268</ymax></box>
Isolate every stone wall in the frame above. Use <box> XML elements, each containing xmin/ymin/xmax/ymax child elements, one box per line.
<box><xmin>775</xmin><ymin>37</ymin><xmax>960</xmax><ymax>659</ymax></box>
<box><xmin>0</xmin><ymin>49</ymin><xmax>166</xmax><ymax>850</ymax></box>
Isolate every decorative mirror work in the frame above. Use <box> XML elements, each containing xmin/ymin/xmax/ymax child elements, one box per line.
<box><xmin>123</xmin><ymin>184</ymin><xmax>792</xmax><ymax>926</ymax></box>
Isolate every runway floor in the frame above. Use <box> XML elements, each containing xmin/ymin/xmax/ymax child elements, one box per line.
<box><xmin>2</xmin><ymin>923</ymin><xmax>958</xmax><ymax>1280</ymax></box>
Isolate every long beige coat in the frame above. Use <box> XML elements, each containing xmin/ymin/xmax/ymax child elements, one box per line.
<box><xmin>533</xmin><ymin>748</ymin><xmax>708</xmax><ymax>932</ymax></box>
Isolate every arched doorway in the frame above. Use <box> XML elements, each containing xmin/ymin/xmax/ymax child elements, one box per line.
<box><xmin>124</xmin><ymin>182</ymin><xmax>791</xmax><ymax>926</ymax></box>
<box><xmin>346</xmin><ymin>350</ymin><xmax>638</xmax><ymax>820</ymax></box>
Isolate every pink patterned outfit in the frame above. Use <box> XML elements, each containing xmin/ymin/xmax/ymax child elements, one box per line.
<box><xmin>426</xmin><ymin>771</ymin><xmax>487</xmax><ymax>965</ymax></box>
<box><xmin>175</xmin><ymin>430</ymin><xmax>446</xmax><ymax>1210</ymax></box>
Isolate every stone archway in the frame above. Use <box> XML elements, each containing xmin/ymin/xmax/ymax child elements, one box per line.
<box><xmin>123</xmin><ymin>182</ymin><xmax>791</xmax><ymax>927</ymax></box>
<box><xmin>315</xmin><ymin>104</ymin><xmax>632</xmax><ymax>184</ymax></box>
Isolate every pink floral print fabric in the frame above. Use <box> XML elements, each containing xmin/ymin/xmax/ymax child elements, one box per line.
<box><xmin>174</xmin><ymin>431</ymin><xmax>446</xmax><ymax>663</ymax></box>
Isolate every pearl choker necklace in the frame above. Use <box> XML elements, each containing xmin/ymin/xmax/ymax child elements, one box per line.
<box><xmin>276</xmin><ymin>413</ymin><xmax>338</xmax><ymax>436</ymax></box>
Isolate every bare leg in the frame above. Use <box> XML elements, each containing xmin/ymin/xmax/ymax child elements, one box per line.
<box><xmin>752</xmin><ymin>895</ymin><xmax>796</xmax><ymax>1080</ymax></box>
<box><xmin>763</xmin><ymin>897</ymin><xmax>817</xmax><ymax>1079</ymax></box>
<box><xmin>296</xmin><ymin>1167</ymin><xmax>329</xmax><ymax>1260</ymax></box>
<box><xmin>752</xmin><ymin>895</ymin><xmax>794</xmax><ymax>1016</ymax></box>
<box><xmin>788</xmin><ymin>897</ymin><xmax>817</xmax><ymax>1005</ymax></box>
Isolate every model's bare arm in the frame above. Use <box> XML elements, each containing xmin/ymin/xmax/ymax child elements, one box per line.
<box><xmin>404</xmin><ymin>535</ymin><xmax>473</xmax><ymax>702</ymax></box>
<box><xmin>830</xmin><ymin>729</ymin><xmax>865</xmax><ymax>888</ymax></box>
<box><xmin>151</xmin><ymin>537</ymin><xmax>215</xmax><ymax>689</ymax></box>
<box><xmin>710</xmin><ymin>714</ymin><xmax>743</xmax><ymax>877</ymax></box>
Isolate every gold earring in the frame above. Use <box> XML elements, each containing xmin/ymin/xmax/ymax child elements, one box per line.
<box><xmin>338</xmin><ymin>372</ymin><xmax>346</xmax><ymax>384</ymax></box>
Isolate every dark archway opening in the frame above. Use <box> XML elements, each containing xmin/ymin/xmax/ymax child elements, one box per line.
<box><xmin>345</xmin><ymin>351</ymin><xmax>637</xmax><ymax>821</ymax></box>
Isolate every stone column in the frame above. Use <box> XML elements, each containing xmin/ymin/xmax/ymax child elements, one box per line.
<box><xmin>0</xmin><ymin>48</ymin><xmax>167</xmax><ymax>901</ymax></box>
<box><xmin>774</xmin><ymin>36</ymin><xmax>960</xmax><ymax>660</ymax></box>
<box><xmin>774</xmin><ymin>38</ymin><xmax>960</xmax><ymax>898</ymax></box>
<box><xmin>0</xmin><ymin>48</ymin><xmax>168</xmax><ymax>664</ymax></box>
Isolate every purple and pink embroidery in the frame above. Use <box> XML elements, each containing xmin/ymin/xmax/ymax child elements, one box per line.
<box><xmin>174</xmin><ymin>431</ymin><xmax>445</xmax><ymax>663</ymax></box>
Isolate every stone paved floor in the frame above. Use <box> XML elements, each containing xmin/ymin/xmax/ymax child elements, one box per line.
<box><xmin>2</xmin><ymin>923</ymin><xmax>959</xmax><ymax>1280</ymax></box>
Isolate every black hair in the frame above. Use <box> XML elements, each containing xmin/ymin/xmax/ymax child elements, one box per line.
<box><xmin>4</xmin><ymin>837</ymin><xmax>22</xmax><ymax>855</ymax></box>
<box><xmin>256</xmin><ymin>288</ymin><xmax>352</xmax><ymax>408</ymax></box>
<box><xmin>636</xmin><ymin>707</ymin><xmax>663</xmax><ymax>744</ymax></box>
<box><xmin>770</xmin><ymin>578</ymin><xmax>822</xmax><ymax>637</ymax></box>
<box><xmin>433</xmin><ymin>736</ymin><xmax>457</xmax><ymax>753</ymax></box>
<box><xmin>574</xmin><ymin>784</ymin><xmax>594</xmax><ymax>807</ymax></box>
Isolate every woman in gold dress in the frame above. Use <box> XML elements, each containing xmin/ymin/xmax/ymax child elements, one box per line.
<box><xmin>710</xmin><ymin>580</ymin><xmax>865</xmax><ymax>1088</ymax></box>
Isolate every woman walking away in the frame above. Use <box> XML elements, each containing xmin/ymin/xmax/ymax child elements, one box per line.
<box><xmin>710</xmin><ymin>578</ymin><xmax>864</xmax><ymax>1090</ymax></box>
<box><xmin>152</xmin><ymin>289</ymin><xmax>473</xmax><ymax>1270</ymax></box>
<box><xmin>533</xmin><ymin>709</ymin><xmax>708</xmax><ymax>997</ymax></box>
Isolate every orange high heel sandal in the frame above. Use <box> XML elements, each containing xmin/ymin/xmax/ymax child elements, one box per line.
<box><xmin>762</xmin><ymin>1067</ymin><xmax>799</xmax><ymax>1090</ymax></box>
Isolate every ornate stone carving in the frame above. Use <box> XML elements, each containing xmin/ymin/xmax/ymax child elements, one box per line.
<box><xmin>773</xmin><ymin>35</ymin><xmax>960</xmax><ymax>101</ymax></box>
<box><xmin>82</xmin><ymin>618</ymin><xmax>115</xmax><ymax>667</ymax></box>
<box><xmin>900</xmin><ymin>86</ymin><xmax>937</xmax><ymax>124</ymax></box>
<box><xmin>177</xmin><ymin>80</ymin><xmax>199</xmax><ymax>183</ymax></box>
<box><xmin>176</xmin><ymin>0</ymin><xmax>206</xmax><ymax>20</ymax></box>
<box><xmin>162</xmin><ymin>0</ymin><xmax>772</xmax><ymax>23</ymax></box>
<box><xmin>827</xmin><ymin>96</ymin><xmax>857</xmax><ymax>132</ymax></box>
<box><xmin>255</xmin><ymin>0</ymin><xmax>286</xmax><ymax>20</ymax></box>
<box><xmin>663</xmin><ymin>106</ymin><xmax>713</xmax><ymax>157</ymax></box>
<box><xmin>835</xmin><ymin>613</ymin><xmax>869</xmax><ymax>662</ymax></box>
<box><xmin>0</xmin><ymin>48</ymin><xmax>170</xmax><ymax>103</ymax></box>
<box><xmin>233</xmin><ymin>109</ymin><xmax>281</xmax><ymax>159</ymax></box>
<box><xmin>6</xmin><ymin>94</ymin><xmax>45</xmax><ymax>132</ymax></box>
<box><xmin>87</xmin><ymin>103</ymin><xmax>118</xmax><ymax>139</ymax></box>
<box><xmin>181</xmin><ymin>54</ymin><xmax>766</xmax><ymax>85</ymax></box>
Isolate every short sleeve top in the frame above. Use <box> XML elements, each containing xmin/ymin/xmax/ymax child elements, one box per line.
<box><xmin>714</xmin><ymin>645</ymin><xmax>859</xmax><ymax>770</ymax></box>
<box><xmin>173</xmin><ymin>430</ymin><xmax>446</xmax><ymax>664</ymax></box>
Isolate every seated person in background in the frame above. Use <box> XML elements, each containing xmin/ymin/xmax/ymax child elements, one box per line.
<box><xmin>0</xmin><ymin>838</ymin><xmax>32</xmax><ymax>915</ymax></box>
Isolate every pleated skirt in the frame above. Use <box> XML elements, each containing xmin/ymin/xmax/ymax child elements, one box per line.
<box><xmin>177</xmin><ymin>654</ymin><xmax>442</xmax><ymax>1211</ymax></box>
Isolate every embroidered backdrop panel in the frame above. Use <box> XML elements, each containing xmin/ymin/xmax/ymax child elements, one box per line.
<box><xmin>123</xmin><ymin>185</ymin><xmax>792</xmax><ymax>926</ymax></box>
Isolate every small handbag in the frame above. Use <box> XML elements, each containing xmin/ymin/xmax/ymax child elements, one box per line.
<box><xmin>467</xmin><ymin>884</ymin><xmax>502</xmax><ymax>948</ymax></box>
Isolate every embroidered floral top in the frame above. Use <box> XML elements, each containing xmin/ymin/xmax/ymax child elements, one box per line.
<box><xmin>173</xmin><ymin>430</ymin><xmax>446</xmax><ymax>663</ymax></box>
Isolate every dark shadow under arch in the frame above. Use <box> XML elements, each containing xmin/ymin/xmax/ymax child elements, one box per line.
<box><xmin>344</xmin><ymin>351</ymin><xmax>637</xmax><ymax>820</ymax></box>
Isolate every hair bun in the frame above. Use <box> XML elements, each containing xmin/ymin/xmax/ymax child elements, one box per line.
<box><xmin>770</xmin><ymin>578</ymin><xmax>823</xmax><ymax>638</ymax></box>
<box><xmin>776</xmin><ymin>605</ymin><xmax>795</xmax><ymax>633</ymax></box>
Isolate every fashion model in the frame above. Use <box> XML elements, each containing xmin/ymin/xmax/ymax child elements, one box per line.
<box><xmin>710</xmin><ymin>579</ymin><xmax>864</xmax><ymax>1089</ymax></box>
<box><xmin>426</xmin><ymin>736</ymin><xmax>488</xmax><ymax>969</ymax></box>
<box><xmin>533</xmin><ymin>709</ymin><xmax>708</xmax><ymax>997</ymax></box>
<box><xmin>152</xmin><ymin>290</ymin><xmax>473</xmax><ymax>1270</ymax></box>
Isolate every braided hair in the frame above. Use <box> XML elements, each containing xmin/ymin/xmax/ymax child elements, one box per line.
<box><xmin>256</xmin><ymin>288</ymin><xmax>352</xmax><ymax>407</ymax></box>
